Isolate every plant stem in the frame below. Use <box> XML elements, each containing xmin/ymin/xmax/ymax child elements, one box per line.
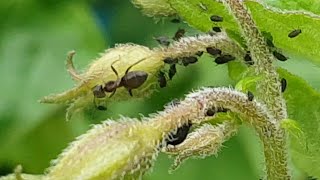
<box><xmin>222</xmin><ymin>0</ymin><xmax>290</xmax><ymax>179</ymax></box>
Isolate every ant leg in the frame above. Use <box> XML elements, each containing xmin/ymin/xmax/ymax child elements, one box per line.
<box><xmin>109</xmin><ymin>89</ymin><xmax>117</xmax><ymax>98</ymax></box>
<box><xmin>66</xmin><ymin>50</ymin><xmax>82</xmax><ymax>82</ymax></box>
<box><xmin>93</xmin><ymin>98</ymin><xmax>107</xmax><ymax>111</ymax></box>
<box><xmin>128</xmin><ymin>89</ymin><xmax>133</xmax><ymax>97</ymax></box>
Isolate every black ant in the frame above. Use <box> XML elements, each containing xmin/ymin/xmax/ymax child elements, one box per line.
<box><xmin>106</xmin><ymin>59</ymin><xmax>149</xmax><ymax>97</ymax></box>
<box><xmin>92</xmin><ymin>58</ymin><xmax>148</xmax><ymax>99</ymax></box>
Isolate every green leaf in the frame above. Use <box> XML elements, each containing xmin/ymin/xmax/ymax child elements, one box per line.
<box><xmin>279</xmin><ymin>68</ymin><xmax>320</xmax><ymax>178</ymax></box>
<box><xmin>262</xmin><ymin>0</ymin><xmax>320</xmax><ymax>16</ymax></box>
<box><xmin>228</xmin><ymin>62</ymin><xmax>320</xmax><ymax>177</ymax></box>
<box><xmin>168</xmin><ymin>0</ymin><xmax>320</xmax><ymax>67</ymax></box>
<box><xmin>0</xmin><ymin>1</ymin><xmax>104</xmax><ymax>173</ymax></box>
<box><xmin>280</xmin><ymin>118</ymin><xmax>305</xmax><ymax>141</ymax></box>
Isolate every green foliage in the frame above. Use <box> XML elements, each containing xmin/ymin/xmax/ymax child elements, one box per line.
<box><xmin>168</xmin><ymin>0</ymin><xmax>320</xmax><ymax>66</ymax></box>
<box><xmin>263</xmin><ymin>0</ymin><xmax>320</xmax><ymax>15</ymax></box>
<box><xmin>1</xmin><ymin>0</ymin><xmax>320</xmax><ymax>179</ymax></box>
<box><xmin>165</xmin><ymin>1</ymin><xmax>320</xmax><ymax>176</ymax></box>
<box><xmin>279</xmin><ymin>68</ymin><xmax>320</xmax><ymax>178</ymax></box>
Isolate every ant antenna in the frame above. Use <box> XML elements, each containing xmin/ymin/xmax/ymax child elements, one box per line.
<box><xmin>66</xmin><ymin>50</ymin><xmax>82</xmax><ymax>82</ymax></box>
<box><xmin>110</xmin><ymin>59</ymin><xmax>120</xmax><ymax>78</ymax></box>
<box><xmin>125</xmin><ymin>57</ymin><xmax>148</xmax><ymax>74</ymax></box>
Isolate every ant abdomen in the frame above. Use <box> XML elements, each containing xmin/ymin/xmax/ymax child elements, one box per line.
<box><xmin>121</xmin><ymin>71</ymin><xmax>148</xmax><ymax>89</ymax></box>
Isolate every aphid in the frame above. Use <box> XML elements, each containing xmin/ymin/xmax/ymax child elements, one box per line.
<box><xmin>217</xmin><ymin>107</ymin><xmax>228</xmax><ymax>112</ymax></box>
<box><xmin>105</xmin><ymin>59</ymin><xmax>149</xmax><ymax>97</ymax></box>
<box><xmin>196</xmin><ymin>51</ymin><xmax>204</xmax><ymax>57</ymax></box>
<box><xmin>273</xmin><ymin>51</ymin><xmax>288</xmax><ymax>61</ymax></box>
<box><xmin>163</xmin><ymin>57</ymin><xmax>178</xmax><ymax>64</ymax></box>
<box><xmin>96</xmin><ymin>105</ymin><xmax>107</xmax><ymax>111</ymax></box>
<box><xmin>281</xmin><ymin>78</ymin><xmax>287</xmax><ymax>92</ymax></box>
<box><xmin>262</xmin><ymin>31</ymin><xmax>274</xmax><ymax>48</ymax></box>
<box><xmin>182</xmin><ymin>56</ymin><xmax>198</xmax><ymax>66</ymax></box>
<box><xmin>92</xmin><ymin>85</ymin><xmax>106</xmax><ymax>98</ymax></box>
<box><xmin>214</xmin><ymin>54</ymin><xmax>235</xmax><ymax>64</ymax></box>
<box><xmin>170</xmin><ymin>18</ymin><xmax>180</xmax><ymax>23</ymax></box>
<box><xmin>210</xmin><ymin>15</ymin><xmax>223</xmax><ymax>22</ymax></box>
<box><xmin>212</xmin><ymin>26</ymin><xmax>222</xmax><ymax>32</ymax></box>
<box><xmin>206</xmin><ymin>108</ymin><xmax>215</xmax><ymax>116</ymax></box>
<box><xmin>154</xmin><ymin>36</ymin><xmax>170</xmax><ymax>46</ymax></box>
<box><xmin>244</xmin><ymin>51</ymin><xmax>254</xmax><ymax>65</ymax></box>
<box><xmin>206</xmin><ymin>47</ymin><xmax>222</xmax><ymax>56</ymax></box>
<box><xmin>168</xmin><ymin>64</ymin><xmax>177</xmax><ymax>80</ymax></box>
<box><xmin>288</xmin><ymin>29</ymin><xmax>302</xmax><ymax>38</ymax></box>
<box><xmin>266</xmin><ymin>38</ymin><xmax>275</xmax><ymax>48</ymax></box>
<box><xmin>167</xmin><ymin>123</ymin><xmax>192</xmax><ymax>146</ymax></box>
<box><xmin>173</xmin><ymin>28</ymin><xmax>185</xmax><ymax>41</ymax></box>
<box><xmin>158</xmin><ymin>71</ymin><xmax>167</xmax><ymax>88</ymax></box>
<box><xmin>247</xmin><ymin>91</ymin><xmax>254</xmax><ymax>101</ymax></box>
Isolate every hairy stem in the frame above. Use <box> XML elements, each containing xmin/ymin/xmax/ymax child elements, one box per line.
<box><xmin>222</xmin><ymin>0</ymin><xmax>287</xmax><ymax>121</ymax></box>
<box><xmin>222</xmin><ymin>0</ymin><xmax>289</xmax><ymax>179</ymax></box>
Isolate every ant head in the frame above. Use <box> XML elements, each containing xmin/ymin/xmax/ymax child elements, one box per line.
<box><xmin>92</xmin><ymin>85</ymin><xmax>106</xmax><ymax>98</ymax></box>
<box><xmin>104</xmin><ymin>81</ymin><xmax>118</xmax><ymax>92</ymax></box>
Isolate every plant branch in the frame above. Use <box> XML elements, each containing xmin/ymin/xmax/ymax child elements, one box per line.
<box><xmin>222</xmin><ymin>0</ymin><xmax>290</xmax><ymax>179</ymax></box>
<box><xmin>222</xmin><ymin>0</ymin><xmax>287</xmax><ymax>121</ymax></box>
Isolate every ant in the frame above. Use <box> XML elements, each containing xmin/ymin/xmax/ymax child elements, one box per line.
<box><xmin>105</xmin><ymin>58</ymin><xmax>149</xmax><ymax>97</ymax></box>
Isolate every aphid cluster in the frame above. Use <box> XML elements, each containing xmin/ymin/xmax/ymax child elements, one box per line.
<box><xmin>158</xmin><ymin>54</ymin><xmax>200</xmax><ymax>88</ymax></box>
<box><xmin>206</xmin><ymin>47</ymin><xmax>235</xmax><ymax>64</ymax></box>
<box><xmin>156</xmin><ymin>28</ymin><xmax>205</xmax><ymax>88</ymax></box>
<box><xmin>92</xmin><ymin>59</ymin><xmax>148</xmax><ymax>110</ymax></box>
<box><xmin>262</xmin><ymin>29</ymin><xmax>301</xmax><ymax>62</ymax></box>
<box><xmin>209</xmin><ymin>14</ymin><xmax>223</xmax><ymax>34</ymax></box>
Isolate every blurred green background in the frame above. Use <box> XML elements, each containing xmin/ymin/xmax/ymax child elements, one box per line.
<box><xmin>0</xmin><ymin>0</ymin><xmax>319</xmax><ymax>179</ymax></box>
